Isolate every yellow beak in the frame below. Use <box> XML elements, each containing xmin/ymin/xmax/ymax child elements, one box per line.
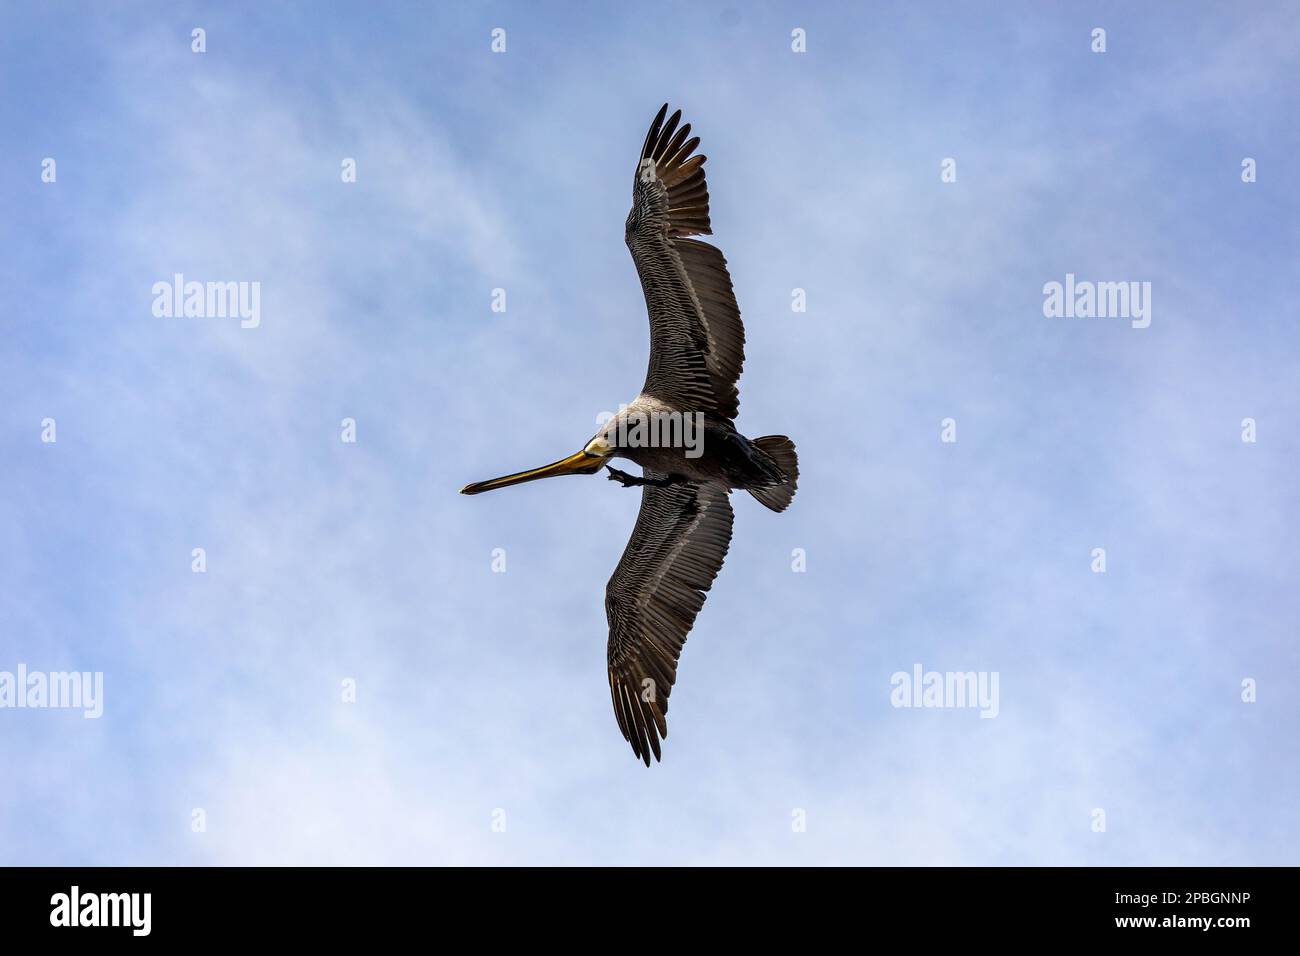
<box><xmin>460</xmin><ymin>450</ymin><xmax>606</xmax><ymax>495</ymax></box>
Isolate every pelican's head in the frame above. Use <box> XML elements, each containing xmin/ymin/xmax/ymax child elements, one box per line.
<box><xmin>460</xmin><ymin>432</ymin><xmax>613</xmax><ymax>496</ymax></box>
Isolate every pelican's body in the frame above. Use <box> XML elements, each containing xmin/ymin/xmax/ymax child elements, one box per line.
<box><xmin>590</xmin><ymin>396</ymin><xmax>792</xmax><ymax>493</ymax></box>
<box><xmin>462</xmin><ymin>105</ymin><xmax>798</xmax><ymax>764</ymax></box>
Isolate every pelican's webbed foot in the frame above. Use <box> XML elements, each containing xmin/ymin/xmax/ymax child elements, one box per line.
<box><xmin>606</xmin><ymin>466</ymin><xmax>686</xmax><ymax>489</ymax></box>
<box><xmin>606</xmin><ymin>466</ymin><xmax>644</xmax><ymax>487</ymax></box>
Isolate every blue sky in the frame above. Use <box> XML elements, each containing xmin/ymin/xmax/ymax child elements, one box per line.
<box><xmin>1</xmin><ymin>2</ymin><xmax>1297</xmax><ymax>864</ymax></box>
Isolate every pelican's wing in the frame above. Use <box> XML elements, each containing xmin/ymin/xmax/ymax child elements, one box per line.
<box><xmin>605</xmin><ymin>473</ymin><xmax>734</xmax><ymax>765</ymax></box>
<box><xmin>625</xmin><ymin>104</ymin><xmax>746</xmax><ymax>420</ymax></box>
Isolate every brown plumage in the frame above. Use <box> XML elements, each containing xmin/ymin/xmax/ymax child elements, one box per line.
<box><xmin>461</xmin><ymin>104</ymin><xmax>799</xmax><ymax>765</ymax></box>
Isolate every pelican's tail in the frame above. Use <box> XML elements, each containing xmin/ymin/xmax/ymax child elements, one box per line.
<box><xmin>747</xmin><ymin>436</ymin><xmax>799</xmax><ymax>513</ymax></box>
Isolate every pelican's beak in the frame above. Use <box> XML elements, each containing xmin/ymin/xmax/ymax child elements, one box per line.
<box><xmin>460</xmin><ymin>450</ymin><xmax>607</xmax><ymax>495</ymax></box>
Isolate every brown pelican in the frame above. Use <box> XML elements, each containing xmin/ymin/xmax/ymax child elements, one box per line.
<box><xmin>461</xmin><ymin>104</ymin><xmax>798</xmax><ymax>765</ymax></box>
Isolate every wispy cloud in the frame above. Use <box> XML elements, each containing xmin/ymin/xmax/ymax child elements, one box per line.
<box><xmin>2</xmin><ymin>1</ymin><xmax>1296</xmax><ymax>865</ymax></box>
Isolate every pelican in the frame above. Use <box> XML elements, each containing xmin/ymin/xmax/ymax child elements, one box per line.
<box><xmin>461</xmin><ymin>104</ymin><xmax>798</xmax><ymax>765</ymax></box>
